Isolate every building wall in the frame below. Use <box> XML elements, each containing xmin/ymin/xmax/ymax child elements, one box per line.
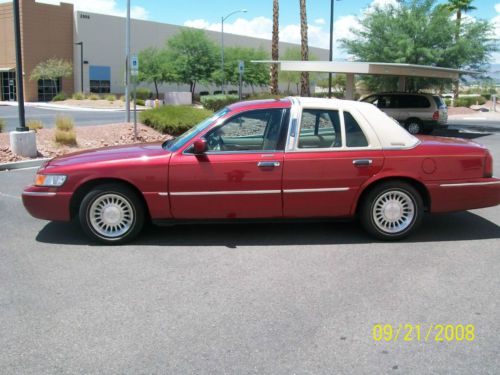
<box><xmin>20</xmin><ymin>0</ymin><xmax>74</xmax><ymax>101</ymax></box>
<box><xmin>74</xmin><ymin>11</ymin><xmax>329</xmax><ymax>95</ymax></box>
<box><xmin>0</xmin><ymin>2</ymin><xmax>15</xmax><ymax>70</ymax></box>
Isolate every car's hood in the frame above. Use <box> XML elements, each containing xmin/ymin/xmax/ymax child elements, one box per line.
<box><xmin>47</xmin><ymin>142</ymin><xmax>168</xmax><ymax>167</ymax></box>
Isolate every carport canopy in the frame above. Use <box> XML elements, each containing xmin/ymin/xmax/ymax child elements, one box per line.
<box><xmin>254</xmin><ymin>60</ymin><xmax>477</xmax><ymax>99</ymax></box>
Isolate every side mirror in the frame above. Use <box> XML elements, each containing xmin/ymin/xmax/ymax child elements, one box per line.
<box><xmin>193</xmin><ymin>138</ymin><xmax>208</xmax><ymax>154</ymax></box>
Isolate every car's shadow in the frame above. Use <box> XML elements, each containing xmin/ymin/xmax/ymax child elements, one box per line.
<box><xmin>432</xmin><ymin>128</ymin><xmax>492</xmax><ymax>139</ymax></box>
<box><xmin>35</xmin><ymin>211</ymin><xmax>499</xmax><ymax>247</ymax></box>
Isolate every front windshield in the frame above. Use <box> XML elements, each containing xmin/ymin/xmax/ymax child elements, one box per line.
<box><xmin>163</xmin><ymin>108</ymin><xmax>231</xmax><ymax>152</ymax></box>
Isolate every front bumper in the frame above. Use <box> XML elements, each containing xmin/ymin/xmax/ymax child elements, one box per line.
<box><xmin>22</xmin><ymin>185</ymin><xmax>72</xmax><ymax>221</ymax></box>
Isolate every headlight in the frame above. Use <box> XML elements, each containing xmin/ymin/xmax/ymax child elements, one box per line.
<box><xmin>35</xmin><ymin>174</ymin><xmax>67</xmax><ymax>187</ymax></box>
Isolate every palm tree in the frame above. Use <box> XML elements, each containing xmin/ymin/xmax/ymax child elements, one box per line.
<box><xmin>299</xmin><ymin>0</ymin><xmax>309</xmax><ymax>96</ymax></box>
<box><xmin>444</xmin><ymin>0</ymin><xmax>477</xmax><ymax>99</ymax></box>
<box><xmin>270</xmin><ymin>0</ymin><xmax>279</xmax><ymax>95</ymax></box>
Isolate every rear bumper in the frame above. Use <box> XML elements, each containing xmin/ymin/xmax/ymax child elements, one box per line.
<box><xmin>22</xmin><ymin>185</ymin><xmax>72</xmax><ymax>221</ymax></box>
<box><xmin>428</xmin><ymin>178</ymin><xmax>500</xmax><ymax>213</ymax></box>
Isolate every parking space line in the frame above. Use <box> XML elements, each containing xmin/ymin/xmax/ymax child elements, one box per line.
<box><xmin>0</xmin><ymin>191</ymin><xmax>21</xmax><ymax>200</ymax></box>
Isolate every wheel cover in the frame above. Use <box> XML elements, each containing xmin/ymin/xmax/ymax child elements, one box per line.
<box><xmin>372</xmin><ymin>190</ymin><xmax>415</xmax><ymax>234</ymax></box>
<box><xmin>407</xmin><ymin>122</ymin><xmax>420</xmax><ymax>134</ymax></box>
<box><xmin>89</xmin><ymin>193</ymin><xmax>134</xmax><ymax>239</ymax></box>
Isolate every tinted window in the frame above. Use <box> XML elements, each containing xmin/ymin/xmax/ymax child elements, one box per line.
<box><xmin>344</xmin><ymin>112</ymin><xmax>368</xmax><ymax>147</ymax></box>
<box><xmin>433</xmin><ymin>95</ymin><xmax>446</xmax><ymax>108</ymax></box>
<box><xmin>298</xmin><ymin>109</ymin><xmax>342</xmax><ymax>149</ymax></box>
<box><xmin>397</xmin><ymin>95</ymin><xmax>430</xmax><ymax>108</ymax></box>
<box><xmin>205</xmin><ymin>109</ymin><xmax>285</xmax><ymax>152</ymax></box>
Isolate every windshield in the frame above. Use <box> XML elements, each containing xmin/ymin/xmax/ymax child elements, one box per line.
<box><xmin>162</xmin><ymin>108</ymin><xmax>231</xmax><ymax>151</ymax></box>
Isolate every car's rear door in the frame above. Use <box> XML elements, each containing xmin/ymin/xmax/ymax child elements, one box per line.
<box><xmin>169</xmin><ymin>108</ymin><xmax>289</xmax><ymax>219</ymax></box>
<box><xmin>283</xmin><ymin>107</ymin><xmax>384</xmax><ymax>218</ymax></box>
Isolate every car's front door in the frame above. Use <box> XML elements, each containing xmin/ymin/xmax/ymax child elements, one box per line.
<box><xmin>169</xmin><ymin>108</ymin><xmax>289</xmax><ymax>219</ymax></box>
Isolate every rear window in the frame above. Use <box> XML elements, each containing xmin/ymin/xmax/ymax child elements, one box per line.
<box><xmin>433</xmin><ymin>95</ymin><xmax>446</xmax><ymax>108</ymax></box>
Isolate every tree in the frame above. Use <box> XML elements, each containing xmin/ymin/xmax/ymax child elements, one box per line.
<box><xmin>30</xmin><ymin>58</ymin><xmax>72</xmax><ymax>95</ymax></box>
<box><xmin>270</xmin><ymin>0</ymin><xmax>280</xmax><ymax>94</ymax></box>
<box><xmin>279</xmin><ymin>47</ymin><xmax>318</xmax><ymax>94</ymax></box>
<box><xmin>299</xmin><ymin>0</ymin><xmax>310</xmax><ymax>96</ymax></box>
<box><xmin>340</xmin><ymin>0</ymin><xmax>496</xmax><ymax>92</ymax></box>
<box><xmin>167</xmin><ymin>28</ymin><xmax>218</xmax><ymax>97</ymax></box>
<box><xmin>138</xmin><ymin>47</ymin><xmax>177</xmax><ymax>99</ymax></box>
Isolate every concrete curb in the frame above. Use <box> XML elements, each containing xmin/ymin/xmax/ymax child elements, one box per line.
<box><xmin>0</xmin><ymin>158</ymin><xmax>50</xmax><ymax>171</ymax></box>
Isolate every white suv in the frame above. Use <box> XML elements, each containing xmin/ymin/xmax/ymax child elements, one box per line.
<box><xmin>361</xmin><ymin>92</ymin><xmax>448</xmax><ymax>134</ymax></box>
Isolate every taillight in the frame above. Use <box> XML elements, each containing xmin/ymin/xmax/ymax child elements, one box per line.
<box><xmin>432</xmin><ymin>111</ymin><xmax>439</xmax><ymax>121</ymax></box>
<box><xmin>484</xmin><ymin>151</ymin><xmax>493</xmax><ymax>178</ymax></box>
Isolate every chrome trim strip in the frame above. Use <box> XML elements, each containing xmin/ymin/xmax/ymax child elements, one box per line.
<box><xmin>22</xmin><ymin>191</ymin><xmax>57</xmax><ymax>197</ymax></box>
<box><xmin>440</xmin><ymin>181</ymin><xmax>500</xmax><ymax>187</ymax></box>
<box><xmin>158</xmin><ymin>192</ymin><xmax>169</xmax><ymax>196</ymax></box>
<box><xmin>284</xmin><ymin>187</ymin><xmax>349</xmax><ymax>193</ymax></box>
<box><xmin>170</xmin><ymin>190</ymin><xmax>281</xmax><ymax>196</ymax></box>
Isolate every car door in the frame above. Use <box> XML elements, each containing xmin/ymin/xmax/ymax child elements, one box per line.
<box><xmin>283</xmin><ymin>107</ymin><xmax>384</xmax><ymax>218</ymax></box>
<box><xmin>169</xmin><ymin>108</ymin><xmax>289</xmax><ymax>219</ymax></box>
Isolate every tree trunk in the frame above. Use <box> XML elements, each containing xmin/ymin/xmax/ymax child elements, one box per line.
<box><xmin>270</xmin><ymin>0</ymin><xmax>279</xmax><ymax>95</ymax></box>
<box><xmin>453</xmin><ymin>10</ymin><xmax>462</xmax><ymax>101</ymax></box>
<box><xmin>299</xmin><ymin>0</ymin><xmax>310</xmax><ymax>96</ymax></box>
<box><xmin>154</xmin><ymin>80</ymin><xmax>159</xmax><ymax>99</ymax></box>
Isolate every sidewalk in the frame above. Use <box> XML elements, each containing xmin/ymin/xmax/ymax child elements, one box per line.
<box><xmin>448</xmin><ymin>111</ymin><xmax>500</xmax><ymax>122</ymax></box>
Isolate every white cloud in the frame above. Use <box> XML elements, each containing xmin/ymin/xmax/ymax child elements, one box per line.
<box><xmin>22</xmin><ymin>0</ymin><xmax>150</xmax><ymax>20</ymax></box>
<box><xmin>314</xmin><ymin>18</ymin><xmax>326</xmax><ymax>25</ymax></box>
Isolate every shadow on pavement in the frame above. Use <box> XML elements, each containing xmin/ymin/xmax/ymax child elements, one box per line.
<box><xmin>35</xmin><ymin>211</ymin><xmax>499</xmax><ymax>247</ymax></box>
<box><xmin>432</xmin><ymin>128</ymin><xmax>492</xmax><ymax>139</ymax></box>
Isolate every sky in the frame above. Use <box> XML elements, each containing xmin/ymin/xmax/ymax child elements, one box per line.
<box><xmin>2</xmin><ymin>0</ymin><xmax>500</xmax><ymax>62</ymax></box>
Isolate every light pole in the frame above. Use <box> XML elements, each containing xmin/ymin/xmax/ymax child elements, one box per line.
<box><xmin>328</xmin><ymin>0</ymin><xmax>340</xmax><ymax>99</ymax></box>
<box><xmin>221</xmin><ymin>9</ymin><xmax>247</xmax><ymax>95</ymax></box>
<box><xmin>75</xmin><ymin>42</ymin><xmax>83</xmax><ymax>92</ymax></box>
<box><xmin>125</xmin><ymin>0</ymin><xmax>131</xmax><ymax>122</ymax></box>
<box><xmin>13</xmin><ymin>0</ymin><xmax>26</xmax><ymax>131</ymax></box>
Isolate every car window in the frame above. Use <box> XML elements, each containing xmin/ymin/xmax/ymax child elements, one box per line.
<box><xmin>298</xmin><ymin>109</ymin><xmax>342</xmax><ymax>149</ymax></box>
<box><xmin>344</xmin><ymin>112</ymin><xmax>368</xmax><ymax>147</ymax></box>
<box><xmin>398</xmin><ymin>95</ymin><xmax>430</xmax><ymax>108</ymax></box>
<box><xmin>433</xmin><ymin>95</ymin><xmax>446</xmax><ymax>108</ymax></box>
<box><xmin>204</xmin><ymin>108</ymin><xmax>285</xmax><ymax>152</ymax></box>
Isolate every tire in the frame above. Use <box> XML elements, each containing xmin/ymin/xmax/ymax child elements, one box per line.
<box><xmin>78</xmin><ymin>183</ymin><xmax>145</xmax><ymax>244</ymax></box>
<box><xmin>405</xmin><ymin>119</ymin><xmax>423</xmax><ymax>134</ymax></box>
<box><xmin>360</xmin><ymin>181</ymin><xmax>423</xmax><ymax>240</ymax></box>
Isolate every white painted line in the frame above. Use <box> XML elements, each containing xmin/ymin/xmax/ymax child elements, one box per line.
<box><xmin>462</xmin><ymin>117</ymin><xmax>487</xmax><ymax>120</ymax></box>
<box><xmin>0</xmin><ymin>192</ymin><xmax>21</xmax><ymax>200</ymax></box>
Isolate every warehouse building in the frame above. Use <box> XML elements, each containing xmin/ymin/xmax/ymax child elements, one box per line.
<box><xmin>0</xmin><ymin>0</ymin><xmax>328</xmax><ymax>101</ymax></box>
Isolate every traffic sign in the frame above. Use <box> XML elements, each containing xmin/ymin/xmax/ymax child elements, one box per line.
<box><xmin>238</xmin><ymin>60</ymin><xmax>245</xmax><ymax>74</ymax></box>
<box><xmin>131</xmin><ymin>54</ymin><xmax>138</xmax><ymax>76</ymax></box>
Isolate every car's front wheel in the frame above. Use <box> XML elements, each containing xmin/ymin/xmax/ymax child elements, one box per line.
<box><xmin>79</xmin><ymin>183</ymin><xmax>145</xmax><ymax>244</ymax></box>
<box><xmin>360</xmin><ymin>181</ymin><xmax>423</xmax><ymax>240</ymax></box>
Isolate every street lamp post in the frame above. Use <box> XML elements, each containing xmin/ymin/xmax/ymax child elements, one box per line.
<box><xmin>13</xmin><ymin>0</ymin><xmax>26</xmax><ymax>131</ymax></box>
<box><xmin>328</xmin><ymin>0</ymin><xmax>340</xmax><ymax>99</ymax></box>
<box><xmin>221</xmin><ymin>9</ymin><xmax>247</xmax><ymax>95</ymax></box>
<box><xmin>75</xmin><ymin>42</ymin><xmax>83</xmax><ymax>92</ymax></box>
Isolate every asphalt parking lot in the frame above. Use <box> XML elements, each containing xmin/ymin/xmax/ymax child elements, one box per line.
<box><xmin>0</xmin><ymin>131</ymin><xmax>499</xmax><ymax>374</ymax></box>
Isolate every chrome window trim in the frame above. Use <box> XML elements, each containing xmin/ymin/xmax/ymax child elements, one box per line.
<box><xmin>283</xmin><ymin>187</ymin><xmax>350</xmax><ymax>193</ymax></box>
<box><xmin>440</xmin><ymin>181</ymin><xmax>500</xmax><ymax>187</ymax></box>
<box><xmin>22</xmin><ymin>191</ymin><xmax>57</xmax><ymax>197</ymax></box>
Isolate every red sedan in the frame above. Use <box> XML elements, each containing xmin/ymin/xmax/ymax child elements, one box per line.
<box><xmin>23</xmin><ymin>98</ymin><xmax>500</xmax><ymax>244</ymax></box>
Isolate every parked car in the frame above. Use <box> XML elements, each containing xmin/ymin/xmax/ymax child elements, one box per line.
<box><xmin>23</xmin><ymin>97</ymin><xmax>499</xmax><ymax>244</ymax></box>
<box><xmin>360</xmin><ymin>92</ymin><xmax>448</xmax><ymax>134</ymax></box>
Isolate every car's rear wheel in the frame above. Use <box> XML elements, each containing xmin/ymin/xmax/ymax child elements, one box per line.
<box><xmin>405</xmin><ymin>119</ymin><xmax>423</xmax><ymax>134</ymax></box>
<box><xmin>79</xmin><ymin>183</ymin><xmax>145</xmax><ymax>244</ymax></box>
<box><xmin>360</xmin><ymin>181</ymin><xmax>423</xmax><ymax>240</ymax></box>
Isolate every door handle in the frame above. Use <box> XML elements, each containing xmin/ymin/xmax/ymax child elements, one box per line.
<box><xmin>258</xmin><ymin>161</ymin><xmax>280</xmax><ymax>168</ymax></box>
<box><xmin>353</xmin><ymin>159</ymin><xmax>372</xmax><ymax>166</ymax></box>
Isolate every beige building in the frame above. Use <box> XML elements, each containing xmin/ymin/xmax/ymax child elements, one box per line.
<box><xmin>0</xmin><ymin>0</ymin><xmax>328</xmax><ymax>101</ymax></box>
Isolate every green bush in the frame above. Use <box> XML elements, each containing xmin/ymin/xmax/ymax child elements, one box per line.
<box><xmin>136</xmin><ymin>99</ymin><xmax>145</xmax><ymax>106</ymax></box>
<box><xmin>72</xmin><ymin>92</ymin><xmax>85</xmax><ymax>100</ymax></box>
<box><xmin>88</xmin><ymin>93</ymin><xmax>100</xmax><ymax>100</ymax></box>
<box><xmin>27</xmin><ymin>119</ymin><xmax>44</xmax><ymax>132</ymax></box>
<box><xmin>55</xmin><ymin>115</ymin><xmax>74</xmax><ymax>132</ymax></box>
<box><xmin>455</xmin><ymin>96</ymin><xmax>486</xmax><ymax>107</ymax></box>
<box><xmin>0</xmin><ymin>118</ymin><xmax>5</xmax><ymax>133</ymax></box>
<box><xmin>201</xmin><ymin>94</ymin><xmax>239</xmax><ymax>111</ymax></box>
<box><xmin>105</xmin><ymin>94</ymin><xmax>116</xmax><ymax>102</ymax></box>
<box><xmin>136</xmin><ymin>88</ymin><xmax>153</xmax><ymax>100</ymax></box>
<box><xmin>52</xmin><ymin>92</ymin><xmax>68</xmax><ymax>101</ymax></box>
<box><xmin>140</xmin><ymin>105</ymin><xmax>213</xmax><ymax>135</ymax></box>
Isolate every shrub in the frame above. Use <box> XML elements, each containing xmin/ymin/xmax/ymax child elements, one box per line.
<box><xmin>0</xmin><ymin>118</ymin><xmax>5</xmax><ymax>133</ymax></box>
<box><xmin>72</xmin><ymin>92</ymin><xmax>85</xmax><ymax>100</ymax></box>
<box><xmin>246</xmin><ymin>92</ymin><xmax>285</xmax><ymax>101</ymax></box>
<box><xmin>54</xmin><ymin>116</ymin><xmax>76</xmax><ymax>145</ymax></box>
<box><xmin>199</xmin><ymin>91</ymin><xmax>210</xmax><ymax>96</ymax></box>
<box><xmin>140</xmin><ymin>105</ymin><xmax>213</xmax><ymax>135</ymax></box>
<box><xmin>119</xmin><ymin>95</ymin><xmax>126</xmax><ymax>102</ymax></box>
<box><xmin>136</xmin><ymin>88</ymin><xmax>153</xmax><ymax>100</ymax></box>
<box><xmin>201</xmin><ymin>94</ymin><xmax>239</xmax><ymax>111</ymax></box>
<box><xmin>52</xmin><ymin>92</ymin><xmax>68</xmax><ymax>101</ymax></box>
<box><xmin>27</xmin><ymin>120</ymin><xmax>44</xmax><ymax>132</ymax></box>
<box><xmin>88</xmin><ymin>93</ymin><xmax>100</xmax><ymax>100</ymax></box>
<box><xmin>455</xmin><ymin>96</ymin><xmax>486</xmax><ymax>107</ymax></box>
<box><xmin>136</xmin><ymin>99</ymin><xmax>145</xmax><ymax>106</ymax></box>
<box><xmin>105</xmin><ymin>94</ymin><xmax>116</xmax><ymax>102</ymax></box>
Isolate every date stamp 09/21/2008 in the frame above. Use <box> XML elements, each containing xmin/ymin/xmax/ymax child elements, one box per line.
<box><xmin>373</xmin><ymin>324</ymin><xmax>475</xmax><ymax>342</ymax></box>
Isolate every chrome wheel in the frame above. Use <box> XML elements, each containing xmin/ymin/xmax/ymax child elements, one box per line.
<box><xmin>89</xmin><ymin>193</ymin><xmax>134</xmax><ymax>239</ymax></box>
<box><xmin>372</xmin><ymin>190</ymin><xmax>415</xmax><ymax>234</ymax></box>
